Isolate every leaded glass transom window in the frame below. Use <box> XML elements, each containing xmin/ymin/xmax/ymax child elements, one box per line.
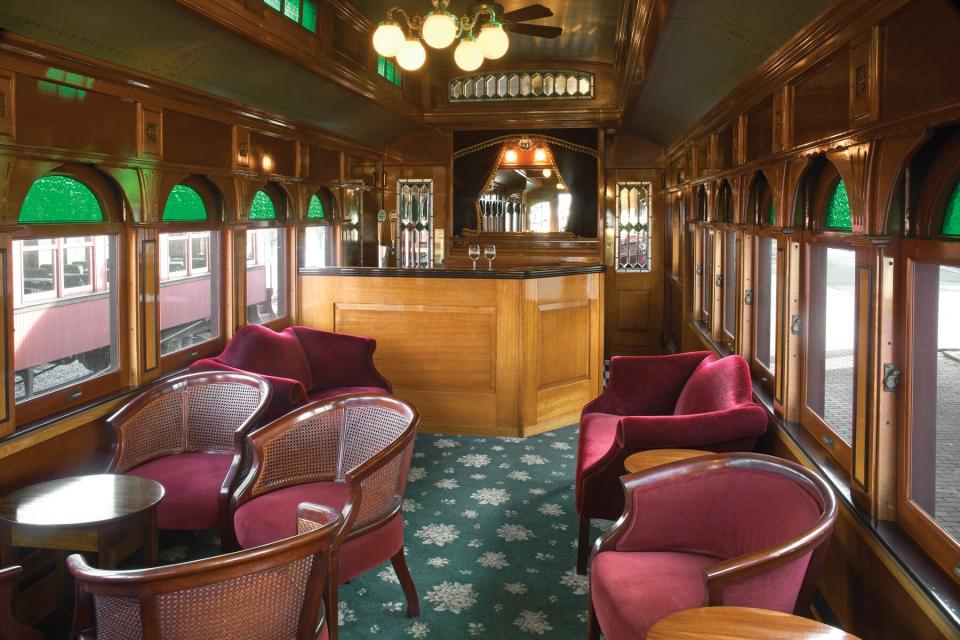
<box><xmin>20</xmin><ymin>176</ymin><xmax>103</xmax><ymax>224</ymax></box>
<box><xmin>163</xmin><ymin>185</ymin><xmax>207</xmax><ymax>222</ymax></box>
<box><xmin>943</xmin><ymin>181</ymin><xmax>960</xmax><ymax>237</ymax></box>
<box><xmin>307</xmin><ymin>194</ymin><xmax>325</xmax><ymax>219</ymax></box>
<box><xmin>377</xmin><ymin>56</ymin><xmax>402</xmax><ymax>88</ymax></box>
<box><xmin>768</xmin><ymin>200</ymin><xmax>776</xmax><ymax>226</ymax></box>
<box><xmin>264</xmin><ymin>0</ymin><xmax>317</xmax><ymax>33</ymax></box>
<box><xmin>250</xmin><ymin>190</ymin><xmax>278</xmax><ymax>221</ymax></box>
<box><xmin>825</xmin><ymin>179</ymin><xmax>852</xmax><ymax>230</ymax></box>
<box><xmin>615</xmin><ymin>182</ymin><xmax>651</xmax><ymax>272</ymax></box>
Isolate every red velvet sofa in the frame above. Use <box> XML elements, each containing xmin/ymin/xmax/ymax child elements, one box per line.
<box><xmin>575</xmin><ymin>351</ymin><xmax>769</xmax><ymax>573</ymax></box>
<box><xmin>189</xmin><ymin>324</ymin><xmax>392</xmax><ymax>422</ymax></box>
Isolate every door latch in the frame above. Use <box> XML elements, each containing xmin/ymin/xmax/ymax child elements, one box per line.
<box><xmin>716</xmin><ymin>275</ymin><xmax>724</xmax><ymax>287</ymax></box>
<box><xmin>883</xmin><ymin>363</ymin><xmax>902</xmax><ymax>392</ymax></box>
<box><xmin>744</xmin><ymin>290</ymin><xmax>754</xmax><ymax>305</ymax></box>
<box><xmin>696</xmin><ymin>264</ymin><xmax>703</xmax><ymax>275</ymax></box>
<box><xmin>791</xmin><ymin>315</ymin><xmax>801</xmax><ymax>335</ymax></box>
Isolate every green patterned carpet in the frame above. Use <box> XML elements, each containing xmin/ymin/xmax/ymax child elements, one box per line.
<box><xmin>160</xmin><ymin>424</ymin><xmax>611</xmax><ymax>639</ymax></box>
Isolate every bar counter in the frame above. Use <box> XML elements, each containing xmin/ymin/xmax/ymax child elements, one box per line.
<box><xmin>299</xmin><ymin>264</ymin><xmax>605</xmax><ymax>437</ymax></box>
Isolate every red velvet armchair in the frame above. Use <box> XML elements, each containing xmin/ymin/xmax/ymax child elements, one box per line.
<box><xmin>576</xmin><ymin>352</ymin><xmax>768</xmax><ymax>573</ymax></box>
<box><xmin>68</xmin><ymin>503</ymin><xmax>342</xmax><ymax>640</ymax></box>
<box><xmin>231</xmin><ymin>394</ymin><xmax>419</xmax><ymax>640</ymax></box>
<box><xmin>587</xmin><ymin>453</ymin><xmax>837</xmax><ymax>640</ymax></box>
<box><xmin>107</xmin><ymin>372</ymin><xmax>271</xmax><ymax>547</ymax></box>
<box><xmin>189</xmin><ymin>324</ymin><xmax>392</xmax><ymax>423</ymax></box>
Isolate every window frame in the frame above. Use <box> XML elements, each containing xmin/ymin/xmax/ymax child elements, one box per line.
<box><xmin>298</xmin><ymin>188</ymin><xmax>336</xmax><ymax>269</ymax></box>
<box><xmin>751</xmin><ymin>227</ymin><xmax>781</xmax><ymax>397</ymax></box>
<box><xmin>245</xmin><ymin>186</ymin><xmax>291</xmax><ymax>331</ymax></box>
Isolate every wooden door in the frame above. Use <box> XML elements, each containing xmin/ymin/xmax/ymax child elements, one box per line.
<box><xmin>604</xmin><ymin>169</ymin><xmax>664</xmax><ymax>357</ymax></box>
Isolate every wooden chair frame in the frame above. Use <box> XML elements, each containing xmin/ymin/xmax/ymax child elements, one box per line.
<box><xmin>231</xmin><ymin>393</ymin><xmax>420</xmax><ymax>640</ymax></box>
<box><xmin>0</xmin><ymin>566</ymin><xmax>43</xmax><ymax>640</ymax></box>
<box><xmin>107</xmin><ymin>371</ymin><xmax>272</xmax><ymax>546</ymax></box>
<box><xmin>586</xmin><ymin>452</ymin><xmax>838</xmax><ymax>640</ymax></box>
<box><xmin>68</xmin><ymin>503</ymin><xmax>341</xmax><ymax>640</ymax></box>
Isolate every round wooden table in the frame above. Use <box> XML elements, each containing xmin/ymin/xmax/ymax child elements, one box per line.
<box><xmin>647</xmin><ymin>606</ymin><xmax>860</xmax><ymax>639</ymax></box>
<box><xmin>0</xmin><ymin>474</ymin><xmax>164</xmax><ymax>569</ymax></box>
<box><xmin>623</xmin><ymin>448</ymin><xmax>711</xmax><ymax>474</ymax></box>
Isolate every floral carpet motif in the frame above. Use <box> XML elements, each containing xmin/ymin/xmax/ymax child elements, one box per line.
<box><xmin>160</xmin><ymin>424</ymin><xmax>611</xmax><ymax>639</ymax></box>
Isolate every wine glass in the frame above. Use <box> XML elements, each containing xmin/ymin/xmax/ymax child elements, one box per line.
<box><xmin>484</xmin><ymin>245</ymin><xmax>496</xmax><ymax>270</ymax></box>
<box><xmin>468</xmin><ymin>244</ymin><xmax>481</xmax><ymax>270</ymax></box>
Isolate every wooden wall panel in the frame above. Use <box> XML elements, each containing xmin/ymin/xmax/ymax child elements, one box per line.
<box><xmin>881</xmin><ymin>0</ymin><xmax>960</xmax><ymax>120</ymax></box>
<box><xmin>746</xmin><ymin>96</ymin><xmax>773</xmax><ymax>163</ymax></box>
<box><xmin>163</xmin><ymin>110</ymin><xmax>232</xmax><ymax>168</ymax></box>
<box><xmin>14</xmin><ymin>74</ymin><xmax>136</xmax><ymax>155</ymax></box>
<box><xmin>792</xmin><ymin>52</ymin><xmax>849</xmax><ymax>146</ymax></box>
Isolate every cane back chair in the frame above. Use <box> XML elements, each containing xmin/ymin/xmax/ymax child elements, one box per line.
<box><xmin>107</xmin><ymin>372</ymin><xmax>271</xmax><ymax>546</ymax></box>
<box><xmin>231</xmin><ymin>394</ymin><xmax>419</xmax><ymax>639</ymax></box>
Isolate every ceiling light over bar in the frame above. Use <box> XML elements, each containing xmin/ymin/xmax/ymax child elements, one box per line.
<box><xmin>373</xmin><ymin>1</ymin><xmax>508</xmax><ymax>71</ymax></box>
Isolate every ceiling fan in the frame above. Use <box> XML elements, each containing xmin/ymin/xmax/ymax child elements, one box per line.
<box><xmin>466</xmin><ymin>3</ymin><xmax>564</xmax><ymax>40</ymax></box>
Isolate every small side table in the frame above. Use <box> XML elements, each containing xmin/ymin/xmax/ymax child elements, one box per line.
<box><xmin>0</xmin><ymin>474</ymin><xmax>164</xmax><ymax>631</ymax></box>
<box><xmin>647</xmin><ymin>606</ymin><xmax>860</xmax><ymax>640</ymax></box>
<box><xmin>624</xmin><ymin>448</ymin><xmax>711</xmax><ymax>474</ymax></box>
<box><xmin>0</xmin><ymin>474</ymin><xmax>164</xmax><ymax>569</ymax></box>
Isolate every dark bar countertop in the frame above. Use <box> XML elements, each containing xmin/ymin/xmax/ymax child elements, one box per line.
<box><xmin>299</xmin><ymin>264</ymin><xmax>605</xmax><ymax>280</ymax></box>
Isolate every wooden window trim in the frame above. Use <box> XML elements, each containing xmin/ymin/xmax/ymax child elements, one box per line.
<box><xmin>751</xmin><ymin>227</ymin><xmax>779</xmax><ymax>397</ymax></box>
<box><xmin>720</xmin><ymin>223</ymin><xmax>740</xmax><ymax>350</ymax></box>
<box><xmin>898</xmin><ymin>238</ymin><xmax>960</xmax><ymax>585</ymax></box>
<box><xmin>799</xmin><ymin>232</ymin><xmax>858</xmax><ymax>473</ymax></box>
<box><xmin>245</xmin><ymin>220</ymin><xmax>291</xmax><ymax>329</ymax></box>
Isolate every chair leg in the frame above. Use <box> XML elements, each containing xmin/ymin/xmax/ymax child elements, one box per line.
<box><xmin>577</xmin><ymin>515</ymin><xmax>591</xmax><ymax>575</ymax></box>
<box><xmin>326</xmin><ymin>563</ymin><xmax>340</xmax><ymax>640</ymax></box>
<box><xmin>391</xmin><ymin>548</ymin><xmax>420</xmax><ymax>618</ymax></box>
<box><xmin>586</xmin><ymin>596</ymin><xmax>601</xmax><ymax>640</ymax></box>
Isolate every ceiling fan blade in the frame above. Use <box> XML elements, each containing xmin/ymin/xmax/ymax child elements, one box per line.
<box><xmin>506</xmin><ymin>23</ymin><xmax>563</xmax><ymax>39</ymax></box>
<box><xmin>501</xmin><ymin>4</ymin><xmax>553</xmax><ymax>22</ymax></box>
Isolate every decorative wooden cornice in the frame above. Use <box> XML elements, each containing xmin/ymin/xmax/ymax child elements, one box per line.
<box><xmin>614</xmin><ymin>0</ymin><xmax>668</xmax><ymax>119</ymax></box>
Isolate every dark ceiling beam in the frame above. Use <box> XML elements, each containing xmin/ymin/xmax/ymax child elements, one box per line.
<box><xmin>613</xmin><ymin>0</ymin><xmax>669</xmax><ymax>128</ymax></box>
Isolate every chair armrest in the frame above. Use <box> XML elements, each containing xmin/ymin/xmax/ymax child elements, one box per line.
<box><xmin>290</xmin><ymin>327</ymin><xmax>392</xmax><ymax>392</ymax></box>
<box><xmin>344</xmin><ymin>430</ymin><xmax>415</xmax><ymax>533</ymax></box>
<box><xmin>232</xmin><ymin>401</ymin><xmax>344</xmax><ymax>511</ymax></box>
<box><xmin>296</xmin><ymin>503</ymin><xmax>344</xmax><ymax>536</ymax></box>
<box><xmin>617</xmin><ymin>404</ymin><xmax>768</xmax><ymax>450</ymax></box>
<box><xmin>191</xmin><ymin>359</ymin><xmax>306</xmax><ymax>419</ymax></box>
<box><xmin>0</xmin><ymin>566</ymin><xmax>42</xmax><ymax>640</ymax></box>
<box><xmin>583</xmin><ymin>352</ymin><xmax>711</xmax><ymax>417</ymax></box>
<box><xmin>107</xmin><ymin>390</ymin><xmax>187</xmax><ymax>473</ymax></box>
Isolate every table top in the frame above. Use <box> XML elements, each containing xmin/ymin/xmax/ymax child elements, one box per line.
<box><xmin>647</xmin><ymin>607</ymin><xmax>860</xmax><ymax>640</ymax></box>
<box><xmin>0</xmin><ymin>474</ymin><xmax>164</xmax><ymax>527</ymax></box>
<box><xmin>624</xmin><ymin>449</ymin><xmax>711</xmax><ymax>474</ymax></box>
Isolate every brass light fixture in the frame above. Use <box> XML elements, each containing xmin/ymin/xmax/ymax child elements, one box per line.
<box><xmin>373</xmin><ymin>0</ymin><xmax>510</xmax><ymax>72</ymax></box>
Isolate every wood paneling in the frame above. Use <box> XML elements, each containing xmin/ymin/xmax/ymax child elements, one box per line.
<box><xmin>792</xmin><ymin>52</ymin><xmax>849</xmax><ymax>146</ymax></box>
<box><xmin>300</xmin><ymin>272</ymin><xmax>602</xmax><ymax>437</ymax></box>
<box><xmin>746</xmin><ymin>97</ymin><xmax>773</xmax><ymax>163</ymax></box>
<box><xmin>163</xmin><ymin>110</ymin><xmax>232</xmax><ymax>168</ymax></box>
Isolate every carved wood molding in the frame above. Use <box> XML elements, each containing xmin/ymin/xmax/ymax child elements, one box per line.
<box><xmin>614</xmin><ymin>0</ymin><xmax>669</xmax><ymax>117</ymax></box>
<box><xmin>827</xmin><ymin>142</ymin><xmax>873</xmax><ymax>234</ymax></box>
<box><xmin>867</xmin><ymin>130</ymin><xmax>928</xmax><ymax>236</ymax></box>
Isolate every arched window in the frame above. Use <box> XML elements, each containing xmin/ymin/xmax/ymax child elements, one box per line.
<box><xmin>824</xmin><ymin>179</ymin><xmax>852</xmax><ymax>230</ymax></box>
<box><xmin>158</xmin><ymin>181</ymin><xmax>222</xmax><ymax>362</ymax></box>
<box><xmin>307</xmin><ymin>194</ymin><xmax>325</xmax><ymax>219</ymax></box>
<box><xmin>943</xmin><ymin>180</ymin><xmax>960</xmax><ymax>236</ymax></box>
<box><xmin>767</xmin><ymin>200</ymin><xmax>776</xmax><ymax>226</ymax></box>
<box><xmin>302</xmin><ymin>189</ymin><xmax>335</xmax><ymax>269</ymax></box>
<box><xmin>13</xmin><ymin>171</ymin><xmax>122</xmax><ymax>422</ymax></box>
<box><xmin>19</xmin><ymin>175</ymin><xmax>103</xmax><ymax>223</ymax></box>
<box><xmin>247</xmin><ymin>187</ymin><xmax>287</xmax><ymax>325</ymax></box>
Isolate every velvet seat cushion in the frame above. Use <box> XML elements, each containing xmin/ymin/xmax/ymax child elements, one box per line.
<box><xmin>127</xmin><ymin>452</ymin><xmax>232</xmax><ymax>530</ymax></box>
<box><xmin>591</xmin><ymin>550</ymin><xmax>716</xmax><ymax>640</ymax></box>
<box><xmin>674</xmin><ymin>355</ymin><xmax>753</xmax><ymax>416</ymax></box>
<box><xmin>234</xmin><ymin>481</ymin><xmax>405</xmax><ymax>583</ymax></box>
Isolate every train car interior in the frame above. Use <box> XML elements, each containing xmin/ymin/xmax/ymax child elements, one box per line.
<box><xmin>0</xmin><ymin>0</ymin><xmax>958</xmax><ymax>638</ymax></box>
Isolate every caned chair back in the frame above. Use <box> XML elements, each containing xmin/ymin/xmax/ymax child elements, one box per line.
<box><xmin>68</xmin><ymin>504</ymin><xmax>341</xmax><ymax>640</ymax></box>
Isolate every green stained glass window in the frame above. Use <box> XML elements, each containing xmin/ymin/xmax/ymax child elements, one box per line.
<box><xmin>377</xmin><ymin>56</ymin><xmax>386</xmax><ymax>78</ymax></box>
<box><xmin>283</xmin><ymin>0</ymin><xmax>300</xmax><ymax>21</ymax></box>
<box><xmin>264</xmin><ymin>0</ymin><xmax>281</xmax><ymax>10</ymax></box>
<box><xmin>825</xmin><ymin>179</ymin><xmax>852</xmax><ymax>230</ymax></box>
<box><xmin>943</xmin><ymin>181</ymin><xmax>960</xmax><ymax>237</ymax></box>
<box><xmin>20</xmin><ymin>176</ymin><xmax>103</xmax><ymax>224</ymax></box>
<box><xmin>250</xmin><ymin>190</ymin><xmax>277</xmax><ymax>220</ymax></box>
<box><xmin>163</xmin><ymin>185</ymin><xmax>207</xmax><ymax>222</ymax></box>
<box><xmin>307</xmin><ymin>195</ymin><xmax>325</xmax><ymax>219</ymax></box>
<box><xmin>385</xmin><ymin>60</ymin><xmax>395</xmax><ymax>83</ymax></box>
<box><xmin>302</xmin><ymin>0</ymin><xmax>317</xmax><ymax>32</ymax></box>
<box><xmin>768</xmin><ymin>199</ymin><xmax>775</xmax><ymax>226</ymax></box>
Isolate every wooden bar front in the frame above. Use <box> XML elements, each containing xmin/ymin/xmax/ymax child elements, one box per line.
<box><xmin>299</xmin><ymin>266</ymin><xmax>604</xmax><ymax>437</ymax></box>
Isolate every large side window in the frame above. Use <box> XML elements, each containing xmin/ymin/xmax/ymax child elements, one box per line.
<box><xmin>247</xmin><ymin>188</ymin><xmax>287</xmax><ymax>325</ymax></box>
<box><xmin>13</xmin><ymin>174</ymin><xmax>122</xmax><ymax>421</ymax></box>
<box><xmin>159</xmin><ymin>183</ymin><xmax>221</xmax><ymax>361</ymax></box>
<box><xmin>750</xmin><ymin>171</ymin><xmax>778</xmax><ymax>395</ymax></box>
<box><xmin>301</xmin><ymin>190</ymin><xmax>335</xmax><ymax>268</ymax></box>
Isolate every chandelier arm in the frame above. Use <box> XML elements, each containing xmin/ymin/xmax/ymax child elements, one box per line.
<box><xmin>386</xmin><ymin>7</ymin><xmax>423</xmax><ymax>36</ymax></box>
<box><xmin>458</xmin><ymin>6</ymin><xmax>498</xmax><ymax>37</ymax></box>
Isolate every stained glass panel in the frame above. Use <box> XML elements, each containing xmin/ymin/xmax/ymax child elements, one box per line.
<box><xmin>283</xmin><ymin>0</ymin><xmax>301</xmax><ymax>22</ymax></box>
<box><xmin>163</xmin><ymin>185</ymin><xmax>207</xmax><ymax>222</ymax></box>
<box><xmin>301</xmin><ymin>0</ymin><xmax>317</xmax><ymax>32</ymax></box>
<box><xmin>615</xmin><ymin>182</ymin><xmax>651</xmax><ymax>272</ymax></box>
<box><xmin>825</xmin><ymin>179</ymin><xmax>852</xmax><ymax>230</ymax></box>
<box><xmin>307</xmin><ymin>194</ymin><xmax>325</xmax><ymax>219</ymax></box>
<box><xmin>942</xmin><ymin>181</ymin><xmax>960</xmax><ymax>237</ymax></box>
<box><xmin>250</xmin><ymin>190</ymin><xmax>277</xmax><ymax>220</ymax></box>
<box><xmin>768</xmin><ymin>199</ymin><xmax>776</xmax><ymax>226</ymax></box>
<box><xmin>264</xmin><ymin>0</ymin><xmax>281</xmax><ymax>10</ymax></box>
<box><xmin>20</xmin><ymin>176</ymin><xmax>103</xmax><ymax>224</ymax></box>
